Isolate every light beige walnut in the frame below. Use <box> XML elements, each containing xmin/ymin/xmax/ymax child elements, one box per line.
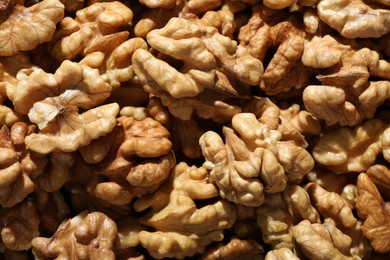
<box><xmin>140</xmin><ymin>0</ymin><xmax>176</xmax><ymax>9</ymax></box>
<box><xmin>356</xmin><ymin>167</ymin><xmax>390</xmax><ymax>253</ymax></box>
<box><xmin>0</xmin><ymin>122</ymin><xmax>47</xmax><ymax>208</ymax></box>
<box><xmin>317</xmin><ymin>0</ymin><xmax>390</xmax><ymax>38</ymax></box>
<box><xmin>200</xmin><ymin>112</ymin><xmax>314</xmax><ymax>206</ymax></box>
<box><xmin>79</xmin><ymin>116</ymin><xmax>175</xmax><ymax>205</ymax></box>
<box><xmin>238</xmin><ymin>4</ymin><xmax>312</xmax><ymax>95</ymax></box>
<box><xmin>133</xmin><ymin>162</ymin><xmax>237</xmax><ymax>259</ymax></box>
<box><xmin>0</xmin><ymin>199</ymin><xmax>40</xmax><ymax>251</ymax></box>
<box><xmin>302</xmin><ymin>35</ymin><xmax>390</xmax><ymax>126</ymax></box>
<box><xmin>293</xmin><ymin>220</ymin><xmax>357</xmax><ymax>259</ymax></box>
<box><xmin>80</xmin><ymin>36</ymin><xmax>148</xmax><ymax>89</ymax></box>
<box><xmin>32</xmin><ymin>211</ymin><xmax>117</xmax><ymax>259</ymax></box>
<box><xmin>49</xmin><ymin>1</ymin><xmax>133</xmax><ymax>61</ymax></box>
<box><xmin>312</xmin><ymin>119</ymin><xmax>389</xmax><ymax>174</ymax></box>
<box><xmin>0</xmin><ymin>0</ymin><xmax>64</xmax><ymax>56</ymax></box>
<box><xmin>265</xmin><ymin>248</ymin><xmax>299</xmax><ymax>260</ymax></box>
<box><xmin>199</xmin><ymin>10</ymin><xmax>235</xmax><ymax>38</ymax></box>
<box><xmin>200</xmin><ymin>237</ymin><xmax>264</xmax><ymax>260</ymax></box>
<box><xmin>12</xmin><ymin>60</ymin><xmax>119</xmax><ymax>153</ymax></box>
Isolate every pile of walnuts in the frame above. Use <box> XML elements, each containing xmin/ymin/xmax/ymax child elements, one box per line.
<box><xmin>0</xmin><ymin>0</ymin><xmax>389</xmax><ymax>259</ymax></box>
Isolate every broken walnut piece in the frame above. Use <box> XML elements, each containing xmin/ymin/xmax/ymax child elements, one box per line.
<box><xmin>133</xmin><ymin>162</ymin><xmax>237</xmax><ymax>259</ymax></box>
<box><xmin>356</xmin><ymin>167</ymin><xmax>390</xmax><ymax>253</ymax></box>
<box><xmin>265</xmin><ymin>248</ymin><xmax>300</xmax><ymax>260</ymax></box>
<box><xmin>32</xmin><ymin>211</ymin><xmax>117</xmax><ymax>259</ymax></box>
<box><xmin>0</xmin><ymin>0</ymin><xmax>64</xmax><ymax>56</ymax></box>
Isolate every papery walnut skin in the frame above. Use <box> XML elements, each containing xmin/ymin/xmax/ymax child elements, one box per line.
<box><xmin>134</xmin><ymin>162</ymin><xmax>237</xmax><ymax>259</ymax></box>
<box><xmin>32</xmin><ymin>211</ymin><xmax>117</xmax><ymax>260</ymax></box>
<box><xmin>0</xmin><ymin>0</ymin><xmax>64</xmax><ymax>56</ymax></box>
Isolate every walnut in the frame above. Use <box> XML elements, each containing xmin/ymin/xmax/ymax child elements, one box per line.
<box><xmin>238</xmin><ymin>4</ymin><xmax>312</xmax><ymax>95</ymax></box>
<box><xmin>312</xmin><ymin>119</ymin><xmax>389</xmax><ymax>174</ymax></box>
<box><xmin>0</xmin><ymin>122</ymin><xmax>47</xmax><ymax>207</ymax></box>
<box><xmin>13</xmin><ymin>60</ymin><xmax>119</xmax><ymax>153</ymax></box>
<box><xmin>356</xmin><ymin>166</ymin><xmax>390</xmax><ymax>253</ymax></box>
<box><xmin>32</xmin><ymin>211</ymin><xmax>117</xmax><ymax>259</ymax></box>
<box><xmin>80</xmin><ymin>36</ymin><xmax>148</xmax><ymax>89</ymax></box>
<box><xmin>0</xmin><ymin>53</ymin><xmax>37</xmax><ymax>125</ymax></box>
<box><xmin>133</xmin><ymin>162</ymin><xmax>237</xmax><ymax>259</ymax></box>
<box><xmin>79</xmin><ymin>116</ymin><xmax>175</xmax><ymax>205</ymax></box>
<box><xmin>200</xmin><ymin>237</ymin><xmax>264</xmax><ymax>260</ymax></box>
<box><xmin>302</xmin><ymin>35</ymin><xmax>390</xmax><ymax>126</ymax></box>
<box><xmin>132</xmin><ymin>17</ymin><xmax>263</xmax><ymax>121</ymax></box>
<box><xmin>33</xmin><ymin>190</ymin><xmax>70</xmax><ymax>235</ymax></box>
<box><xmin>293</xmin><ymin>220</ymin><xmax>357</xmax><ymax>259</ymax></box>
<box><xmin>200</xmin><ymin>112</ymin><xmax>314</xmax><ymax>207</ymax></box>
<box><xmin>49</xmin><ymin>1</ymin><xmax>133</xmax><ymax>61</ymax></box>
<box><xmin>0</xmin><ymin>198</ymin><xmax>40</xmax><ymax>251</ymax></box>
<box><xmin>263</xmin><ymin>0</ymin><xmax>297</xmax><ymax>9</ymax></box>
<box><xmin>140</xmin><ymin>0</ymin><xmax>176</xmax><ymax>9</ymax></box>
<box><xmin>256</xmin><ymin>185</ymin><xmax>320</xmax><ymax>249</ymax></box>
<box><xmin>265</xmin><ymin>248</ymin><xmax>299</xmax><ymax>260</ymax></box>
<box><xmin>317</xmin><ymin>0</ymin><xmax>390</xmax><ymax>38</ymax></box>
<box><xmin>0</xmin><ymin>0</ymin><xmax>64</xmax><ymax>56</ymax></box>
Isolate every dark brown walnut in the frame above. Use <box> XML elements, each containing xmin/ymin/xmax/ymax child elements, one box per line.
<box><xmin>79</xmin><ymin>115</ymin><xmax>175</xmax><ymax>205</ymax></box>
<box><xmin>0</xmin><ymin>198</ymin><xmax>40</xmax><ymax>251</ymax></box>
<box><xmin>0</xmin><ymin>122</ymin><xmax>47</xmax><ymax>208</ymax></box>
<box><xmin>133</xmin><ymin>162</ymin><xmax>237</xmax><ymax>259</ymax></box>
<box><xmin>200</xmin><ymin>237</ymin><xmax>264</xmax><ymax>260</ymax></box>
<box><xmin>356</xmin><ymin>166</ymin><xmax>390</xmax><ymax>253</ymax></box>
<box><xmin>32</xmin><ymin>211</ymin><xmax>118</xmax><ymax>259</ymax></box>
<box><xmin>302</xmin><ymin>35</ymin><xmax>390</xmax><ymax>126</ymax></box>
<box><xmin>0</xmin><ymin>0</ymin><xmax>64</xmax><ymax>56</ymax></box>
<box><xmin>238</xmin><ymin>4</ymin><xmax>312</xmax><ymax>95</ymax></box>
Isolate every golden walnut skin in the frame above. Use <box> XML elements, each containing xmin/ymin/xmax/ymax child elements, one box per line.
<box><xmin>79</xmin><ymin>115</ymin><xmax>175</xmax><ymax>205</ymax></box>
<box><xmin>0</xmin><ymin>0</ymin><xmax>64</xmax><ymax>56</ymax></box>
<box><xmin>356</xmin><ymin>166</ymin><xmax>390</xmax><ymax>253</ymax></box>
<box><xmin>32</xmin><ymin>211</ymin><xmax>118</xmax><ymax>259</ymax></box>
<box><xmin>302</xmin><ymin>35</ymin><xmax>390</xmax><ymax>126</ymax></box>
<box><xmin>133</xmin><ymin>162</ymin><xmax>237</xmax><ymax>259</ymax></box>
